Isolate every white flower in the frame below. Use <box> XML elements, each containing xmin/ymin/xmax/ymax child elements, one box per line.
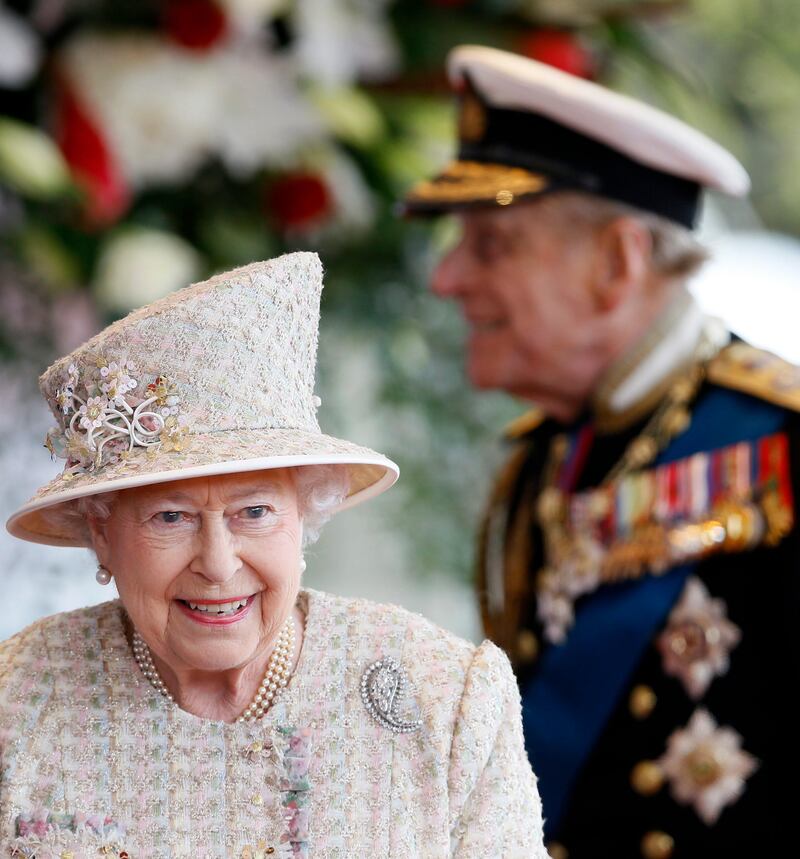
<box><xmin>99</xmin><ymin>361</ymin><xmax>139</xmax><ymax>404</ymax></box>
<box><xmin>291</xmin><ymin>0</ymin><xmax>399</xmax><ymax>86</ymax></box>
<box><xmin>0</xmin><ymin>6</ymin><xmax>41</xmax><ymax>88</ymax></box>
<box><xmin>659</xmin><ymin>709</ymin><xmax>758</xmax><ymax>825</ymax></box>
<box><xmin>60</xmin><ymin>33</ymin><xmax>219</xmax><ymax>187</ymax></box>
<box><xmin>79</xmin><ymin>396</ymin><xmax>109</xmax><ymax>431</ymax></box>
<box><xmin>210</xmin><ymin>47</ymin><xmax>325</xmax><ymax>177</ymax></box>
<box><xmin>93</xmin><ymin>228</ymin><xmax>201</xmax><ymax>313</ymax></box>
<box><xmin>218</xmin><ymin>0</ymin><xmax>290</xmax><ymax>32</ymax></box>
<box><xmin>59</xmin><ymin>32</ymin><xmax>325</xmax><ymax>188</ymax></box>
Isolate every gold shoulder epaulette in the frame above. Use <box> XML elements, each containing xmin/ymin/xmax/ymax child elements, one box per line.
<box><xmin>503</xmin><ymin>408</ymin><xmax>546</xmax><ymax>440</ymax></box>
<box><xmin>707</xmin><ymin>342</ymin><xmax>800</xmax><ymax>412</ymax></box>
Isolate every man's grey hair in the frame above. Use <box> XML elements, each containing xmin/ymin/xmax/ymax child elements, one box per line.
<box><xmin>44</xmin><ymin>464</ymin><xmax>350</xmax><ymax>551</ymax></box>
<box><xmin>544</xmin><ymin>191</ymin><xmax>709</xmax><ymax>279</ymax></box>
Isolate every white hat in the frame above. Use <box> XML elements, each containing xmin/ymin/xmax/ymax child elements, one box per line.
<box><xmin>404</xmin><ymin>45</ymin><xmax>750</xmax><ymax>226</ymax></box>
<box><xmin>7</xmin><ymin>252</ymin><xmax>398</xmax><ymax>547</ymax></box>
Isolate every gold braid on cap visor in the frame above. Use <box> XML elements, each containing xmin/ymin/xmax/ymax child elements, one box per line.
<box><xmin>406</xmin><ymin>160</ymin><xmax>549</xmax><ymax>207</ymax></box>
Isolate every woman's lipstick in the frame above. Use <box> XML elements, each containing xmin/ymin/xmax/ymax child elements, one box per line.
<box><xmin>176</xmin><ymin>594</ymin><xmax>255</xmax><ymax>626</ymax></box>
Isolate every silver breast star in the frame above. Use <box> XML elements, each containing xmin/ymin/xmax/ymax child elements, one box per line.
<box><xmin>361</xmin><ymin>657</ymin><xmax>422</xmax><ymax>734</ymax></box>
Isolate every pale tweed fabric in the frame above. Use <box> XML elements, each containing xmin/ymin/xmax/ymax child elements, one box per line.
<box><xmin>0</xmin><ymin>589</ymin><xmax>547</xmax><ymax>858</ymax></box>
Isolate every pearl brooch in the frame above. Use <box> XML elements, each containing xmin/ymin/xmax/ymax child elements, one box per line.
<box><xmin>131</xmin><ymin>615</ymin><xmax>296</xmax><ymax>721</ymax></box>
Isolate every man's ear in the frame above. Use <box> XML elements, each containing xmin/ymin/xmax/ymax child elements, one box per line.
<box><xmin>591</xmin><ymin>216</ymin><xmax>653</xmax><ymax>311</ymax></box>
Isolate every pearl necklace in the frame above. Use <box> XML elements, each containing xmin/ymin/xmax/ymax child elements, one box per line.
<box><xmin>131</xmin><ymin>615</ymin><xmax>296</xmax><ymax>722</ymax></box>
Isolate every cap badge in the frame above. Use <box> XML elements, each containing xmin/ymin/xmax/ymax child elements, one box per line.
<box><xmin>458</xmin><ymin>88</ymin><xmax>487</xmax><ymax>143</ymax></box>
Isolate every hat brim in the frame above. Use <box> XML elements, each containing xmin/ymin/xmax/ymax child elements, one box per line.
<box><xmin>6</xmin><ymin>427</ymin><xmax>399</xmax><ymax>547</ymax></box>
<box><xmin>403</xmin><ymin>159</ymin><xmax>552</xmax><ymax>214</ymax></box>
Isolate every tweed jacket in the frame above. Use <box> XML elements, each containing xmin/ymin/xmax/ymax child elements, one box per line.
<box><xmin>0</xmin><ymin>589</ymin><xmax>546</xmax><ymax>858</ymax></box>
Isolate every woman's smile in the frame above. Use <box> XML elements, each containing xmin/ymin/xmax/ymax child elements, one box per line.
<box><xmin>175</xmin><ymin>593</ymin><xmax>257</xmax><ymax>625</ymax></box>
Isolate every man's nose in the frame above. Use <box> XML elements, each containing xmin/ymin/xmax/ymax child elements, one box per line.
<box><xmin>430</xmin><ymin>247</ymin><xmax>469</xmax><ymax>300</ymax></box>
<box><xmin>190</xmin><ymin>518</ymin><xmax>241</xmax><ymax>584</ymax></box>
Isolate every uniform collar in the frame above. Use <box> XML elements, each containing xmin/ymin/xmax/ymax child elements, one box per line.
<box><xmin>591</xmin><ymin>291</ymin><xmax>728</xmax><ymax>433</ymax></box>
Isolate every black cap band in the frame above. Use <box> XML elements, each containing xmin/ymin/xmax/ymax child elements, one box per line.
<box><xmin>460</xmin><ymin>102</ymin><xmax>702</xmax><ymax>228</ymax></box>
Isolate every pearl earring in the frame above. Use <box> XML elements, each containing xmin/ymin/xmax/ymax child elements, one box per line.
<box><xmin>95</xmin><ymin>565</ymin><xmax>113</xmax><ymax>586</ymax></box>
<box><xmin>299</xmin><ymin>557</ymin><xmax>307</xmax><ymax>573</ymax></box>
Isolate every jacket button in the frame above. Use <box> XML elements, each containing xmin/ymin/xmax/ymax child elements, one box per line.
<box><xmin>547</xmin><ymin>842</ymin><xmax>568</xmax><ymax>859</ymax></box>
<box><xmin>629</xmin><ymin>685</ymin><xmax>657</xmax><ymax>719</ymax></box>
<box><xmin>641</xmin><ymin>831</ymin><xmax>674</xmax><ymax>859</ymax></box>
<box><xmin>631</xmin><ymin>760</ymin><xmax>665</xmax><ymax>796</ymax></box>
<box><xmin>516</xmin><ymin>629</ymin><xmax>540</xmax><ymax>663</ymax></box>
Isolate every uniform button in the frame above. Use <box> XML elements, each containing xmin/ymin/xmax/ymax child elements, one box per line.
<box><xmin>516</xmin><ymin>629</ymin><xmax>540</xmax><ymax>663</ymax></box>
<box><xmin>250</xmin><ymin>793</ymin><xmax>264</xmax><ymax>806</ymax></box>
<box><xmin>547</xmin><ymin>842</ymin><xmax>568</xmax><ymax>859</ymax></box>
<box><xmin>630</xmin><ymin>760</ymin><xmax>665</xmax><ymax>796</ymax></box>
<box><xmin>641</xmin><ymin>830</ymin><xmax>674</xmax><ymax>859</ymax></box>
<box><xmin>629</xmin><ymin>685</ymin><xmax>657</xmax><ymax>719</ymax></box>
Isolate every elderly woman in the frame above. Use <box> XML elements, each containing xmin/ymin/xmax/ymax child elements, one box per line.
<box><xmin>1</xmin><ymin>253</ymin><xmax>546</xmax><ymax>858</ymax></box>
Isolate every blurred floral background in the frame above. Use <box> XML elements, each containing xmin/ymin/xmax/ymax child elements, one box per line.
<box><xmin>2</xmin><ymin>0</ymin><xmax>800</xmax><ymax>641</ymax></box>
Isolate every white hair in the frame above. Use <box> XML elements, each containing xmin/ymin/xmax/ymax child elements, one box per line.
<box><xmin>44</xmin><ymin>464</ymin><xmax>350</xmax><ymax>551</ymax></box>
<box><xmin>292</xmin><ymin>464</ymin><xmax>350</xmax><ymax>545</ymax></box>
<box><xmin>541</xmin><ymin>191</ymin><xmax>709</xmax><ymax>279</ymax></box>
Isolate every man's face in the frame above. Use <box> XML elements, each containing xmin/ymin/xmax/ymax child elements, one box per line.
<box><xmin>430</xmin><ymin>198</ymin><xmax>599</xmax><ymax>416</ymax></box>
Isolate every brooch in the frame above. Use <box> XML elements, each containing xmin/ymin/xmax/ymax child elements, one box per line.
<box><xmin>360</xmin><ymin>657</ymin><xmax>422</xmax><ymax>734</ymax></box>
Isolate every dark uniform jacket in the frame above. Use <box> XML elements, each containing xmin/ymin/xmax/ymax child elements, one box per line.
<box><xmin>478</xmin><ymin>341</ymin><xmax>800</xmax><ymax>858</ymax></box>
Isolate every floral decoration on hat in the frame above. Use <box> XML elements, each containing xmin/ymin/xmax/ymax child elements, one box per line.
<box><xmin>44</xmin><ymin>354</ymin><xmax>190</xmax><ymax>479</ymax></box>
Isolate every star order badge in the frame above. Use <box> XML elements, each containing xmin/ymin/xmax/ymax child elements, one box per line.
<box><xmin>658</xmin><ymin>709</ymin><xmax>758</xmax><ymax>825</ymax></box>
<box><xmin>657</xmin><ymin>577</ymin><xmax>742</xmax><ymax>700</ymax></box>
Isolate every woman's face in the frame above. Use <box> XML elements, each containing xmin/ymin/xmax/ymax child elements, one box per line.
<box><xmin>90</xmin><ymin>469</ymin><xmax>303</xmax><ymax>676</ymax></box>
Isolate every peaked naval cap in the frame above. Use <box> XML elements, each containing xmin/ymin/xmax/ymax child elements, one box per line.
<box><xmin>7</xmin><ymin>252</ymin><xmax>398</xmax><ymax>547</ymax></box>
<box><xmin>404</xmin><ymin>45</ymin><xmax>750</xmax><ymax>227</ymax></box>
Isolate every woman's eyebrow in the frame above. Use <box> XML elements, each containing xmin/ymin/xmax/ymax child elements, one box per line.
<box><xmin>226</xmin><ymin>483</ymin><xmax>287</xmax><ymax>500</ymax></box>
<box><xmin>140</xmin><ymin>483</ymin><xmax>288</xmax><ymax>508</ymax></box>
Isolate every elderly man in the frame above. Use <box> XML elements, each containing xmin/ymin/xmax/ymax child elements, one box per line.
<box><xmin>405</xmin><ymin>46</ymin><xmax>799</xmax><ymax>858</ymax></box>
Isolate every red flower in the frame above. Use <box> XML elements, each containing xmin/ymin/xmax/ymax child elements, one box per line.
<box><xmin>53</xmin><ymin>75</ymin><xmax>131</xmax><ymax>227</ymax></box>
<box><xmin>266</xmin><ymin>173</ymin><xmax>333</xmax><ymax>231</ymax></box>
<box><xmin>163</xmin><ymin>0</ymin><xmax>228</xmax><ymax>51</ymax></box>
<box><xmin>518</xmin><ymin>29</ymin><xmax>595</xmax><ymax>79</ymax></box>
